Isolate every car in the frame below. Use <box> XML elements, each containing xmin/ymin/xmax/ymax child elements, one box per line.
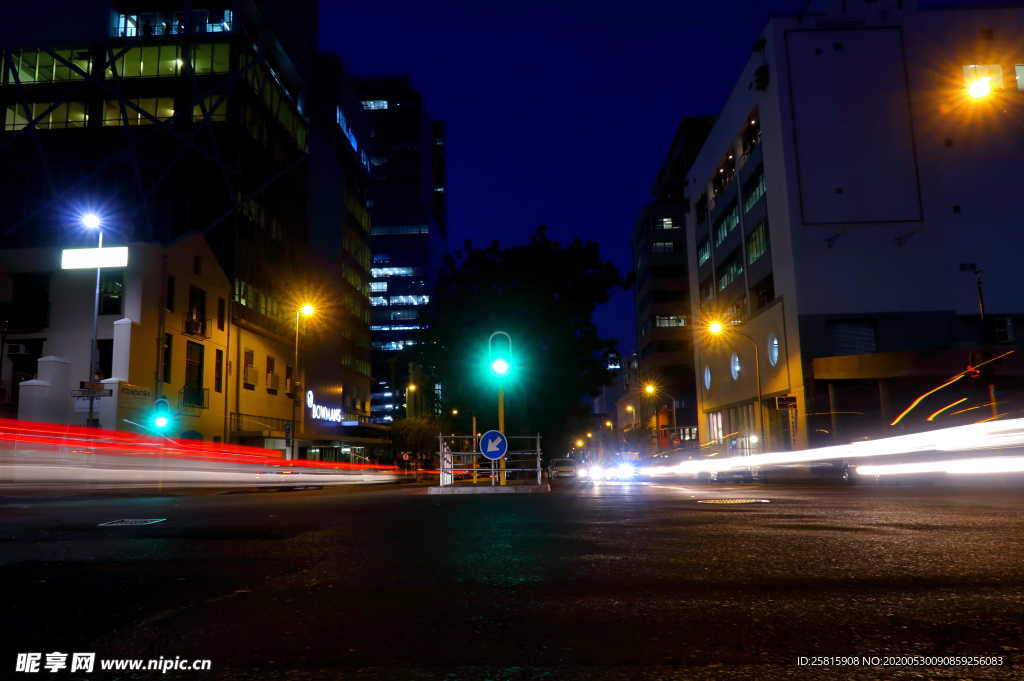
<box><xmin>548</xmin><ymin>458</ymin><xmax>578</xmax><ymax>480</ymax></box>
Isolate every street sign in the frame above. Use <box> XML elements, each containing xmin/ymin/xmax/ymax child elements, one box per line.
<box><xmin>479</xmin><ymin>430</ymin><xmax>508</xmax><ymax>460</ymax></box>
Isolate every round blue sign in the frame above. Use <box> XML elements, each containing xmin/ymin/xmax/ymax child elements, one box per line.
<box><xmin>479</xmin><ymin>430</ymin><xmax>509</xmax><ymax>460</ymax></box>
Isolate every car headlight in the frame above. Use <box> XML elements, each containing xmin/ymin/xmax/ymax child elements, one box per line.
<box><xmin>615</xmin><ymin>463</ymin><xmax>636</xmax><ymax>480</ymax></box>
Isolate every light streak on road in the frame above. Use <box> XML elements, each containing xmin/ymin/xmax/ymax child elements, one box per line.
<box><xmin>926</xmin><ymin>397</ymin><xmax>967</xmax><ymax>422</ymax></box>
<box><xmin>639</xmin><ymin>417</ymin><xmax>1024</xmax><ymax>478</ymax></box>
<box><xmin>888</xmin><ymin>350</ymin><xmax>1014</xmax><ymax>426</ymax></box>
<box><xmin>856</xmin><ymin>456</ymin><xmax>1024</xmax><ymax>477</ymax></box>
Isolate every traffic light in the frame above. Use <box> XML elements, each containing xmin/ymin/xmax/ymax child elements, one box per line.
<box><xmin>486</xmin><ymin>331</ymin><xmax>514</xmax><ymax>382</ymax></box>
<box><xmin>151</xmin><ymin>397</ymin><xmax>172</xmax><ymax>433</ymax></box>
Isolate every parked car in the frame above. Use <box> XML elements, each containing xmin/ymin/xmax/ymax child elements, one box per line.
<box><xmin>548</xmin><ymin>458</ymin><xmax>578</xmax><ymax>480</ymax></box>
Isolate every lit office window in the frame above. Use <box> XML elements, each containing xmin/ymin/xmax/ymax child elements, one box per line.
<box><xmin>102</xmin><ymin>98</ymin><xmax>175</xmax><ymax>126</ymax></box>
<box><xmin>651</xmin><ymin>241</ymin><xmax>674</xmax><ymax>254</ymax></box>
<box><xmin>730</xmin><ymin>352</ymin><xmax>742</xmax><ymax>380</ymax></box>
<box><xmin>370</xmin><ymin>267</ymin><xmax>415</xmax><ymax>278</ymax></box>
<box><xmin>697</xmin><ymin>238</ymin><xmax>711</xmax><ymax>266</ymax></box>
<box><xmin>5</xmin><ymin>49</ymin><xmax>91</xmax><ymax>84</ymax></box>
<box><xmin>370</xmin><ymin>282</ymin><xmax>387</xmax><ymax>292</ymax></box>
<box><xmin>361</xmin><ymin>99</ymin><xmax>388</xmax><ymax>110</ymax></box>
<box><xmin>657</xmin><ymin>217</ymin><xmax>678</xmax><ymax>230</ymax></box>
<box><xmin>767</xmin><ymin>333</ymin><xmax>781</xmax><ymax>366</ymax></box>
<box><xmin>1017</xmin><ymin>65</ymin><xmax>1024</xmax><ymax>91</ymax></box>
<box><xmin>114</xmin><ymin>13</ymin><xmax>139</xmax><ymax>37</ymax></box>
<box><xmin>370</xmin><ymin>296</ymin><xmax>387</xmax><ymax>307</ymax></box>
<box><xmin>714</xmin><ymin>204</ymin><xmax>740</xmax><ymax>246</ymax></box>
<box><xmin>963</xmin><ymin>64</ymin><xmax>1003</xmax><ymax>89</ymax></box>
<box><xmin>655</xmin><ymin>315</ymin><xmax>687</xmax><ymax>327</ymax></box>
<box><xmin>192</xmin><ymin>97</ymin><xmax>226</xmax><ymax>122</ymax></box>
<box><xmin>746</xmin><ymin>220</ymin><xmax>769</xmax><ymax>265</ymax></box>
<box><xmin>105</xmin><ymin>45</ymin><xmax>183</xmax><ymax>78</ymax></box>
<box><xmin>717</xmin><ymin>254</ymin><xmax>743</xmax><ymax>291</ymax></box>
<box><xmin>191</xmin><ymin>43</ymin><xmax>231</xmax><ymax>75</ymax></box>
<box><xmin>3</xmin><ymin>102</ymin><xmax>89</xmax><ymax>130</ymax></box>
<box><xmin>744</xmin><ymin>169</ymin><xmax>766</xmax><ymax>213</ymax></box>
<box><xmin>388</xmin><ymin>295</ymin><xmax>430</xmax><ymax>306</ymax></box>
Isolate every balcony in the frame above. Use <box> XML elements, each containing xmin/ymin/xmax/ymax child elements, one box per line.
<box><xmin>179</xmin><ymin>386</ymin><xmax>209</xmax><ymax>409</ymax></box>
<box><xmin>183</xmin><ymin>317</ymin><xmax>211</xmax><ymax>339</ymax></box>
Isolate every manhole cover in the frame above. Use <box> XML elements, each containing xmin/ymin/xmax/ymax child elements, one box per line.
<box><xmin>697</xmin><ymin>499</ymin><xmax>770</xmax><ymax>505</ymax></box>
<box><xmin>97</xmin><ymin>518</ymin><xmax>167</xmax><ymax>526</ymax></box>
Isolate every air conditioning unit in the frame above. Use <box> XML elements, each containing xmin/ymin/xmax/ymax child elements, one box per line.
<box><xmin>243</xmin><ymin>366</ymin><xmax>259</xmax><ymax>386</ymax></box>
<box><xmin>6</xmin><ymin>343</ymin><xmax>28</xmax><ymax>355</ymax></box>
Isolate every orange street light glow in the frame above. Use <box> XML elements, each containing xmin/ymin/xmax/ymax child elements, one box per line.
<box><xmin>300</xmin><ymin>303</ymin><xmax>315</xmax><ymax>317</ymax></box>
<box><xmin>644</xmin><ymin>383</ymin><xmax>656</xmax><ymax>395</ymax></box>
<box><xmin>967</xmin><ymin>77</ymin><xmax>992</xmax><ymax>99</ymax></box>
<box><xmin>707</xmin><ymin>320</ymin><xmax>725</xmax><ymax>336</ymax></box>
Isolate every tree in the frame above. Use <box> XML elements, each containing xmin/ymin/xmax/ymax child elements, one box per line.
<box><xmin>416</xmin><ymin>226</ymin><xmax>622</xmax><ymax>455</ymax></box>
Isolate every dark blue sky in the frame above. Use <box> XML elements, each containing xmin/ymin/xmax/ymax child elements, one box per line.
<box><xmin>320</xmin><ymin>1</ymin><xmax>802</xmax><ymax>355</ymax></box>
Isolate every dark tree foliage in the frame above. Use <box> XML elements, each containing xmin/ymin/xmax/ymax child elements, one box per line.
<box><xmin>417</xmin><ymin>226</ymin><xmax>621</xmax><ymax>455</ymax></box>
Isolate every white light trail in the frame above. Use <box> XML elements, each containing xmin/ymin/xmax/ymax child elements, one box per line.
<box><xmin>857</xmin><ymin>456</ymin><xmax>1024</xmax><ymax>477</ymax></box>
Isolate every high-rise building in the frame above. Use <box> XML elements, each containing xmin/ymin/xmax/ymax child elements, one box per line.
<box><xmin>632</xmin><ymin>116</ymin><xmax>712</xmax><ymax>450</ymax></box>
<box><xmin>0</xmin><ymin>1</ymin><xmax>385</xmax><ymax>460</ymax></box>
<box><xmin>684</xmin><ymin>0</ymin><xmax>1024</xmax><ymax>455</ymax></box>
<box><xmin>356</xmin><ymin>76</ymin><xmax>447</xmax><ymax>423</ymax></box>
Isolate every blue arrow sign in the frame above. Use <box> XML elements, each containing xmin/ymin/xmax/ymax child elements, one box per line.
<box><xmin>479</xmin><ymin>430</ymin><xmax>509</xmax><ymax>460</ymax></box>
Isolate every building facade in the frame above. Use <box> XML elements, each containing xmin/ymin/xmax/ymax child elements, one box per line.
<box><xmin>357</xmin><ymin>77</ymin><xmax>447</xmax><ymax>423</ymax></box>
<box><xmin>633</xmin><ymin>116</ymin><xmax>712</xmax><ymax>450</ymax></box>
<box><xmin>684</xmin><ymin>0</ymin><xmax>1024</xmax><ymax>455</ymax></box>
<box><xmin>0</xmin><ymin>1</ymin><xmax>385</xmax><ymax>460</ymax></box>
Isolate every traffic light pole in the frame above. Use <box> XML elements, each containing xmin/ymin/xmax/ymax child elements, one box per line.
<box><xmin>498</xmin><ymin>387</ymin><xmax>506</xmax><ymax>485</ymax></box>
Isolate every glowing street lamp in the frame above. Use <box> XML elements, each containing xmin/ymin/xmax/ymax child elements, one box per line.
<box><xmin>451</xmin><ymin>408</ymin><xmax>459</xmax><ymax>416</ymax></box>
<box><xmin>604</xmin><ymin>420</ymin><xmax>613</xmax><ymax>428</ymax></box>
<box><xmin>82</xmin><ymin>212</ymin><xmax>104</xmax><ymax>427</ymax></box>
<box><xmin>643</xmin><ymin>382</ymin><xmax>678</xmax><ymax>437</ymax></box>
<box><xmin>575</xmin><ymin>439</ymin><xmax>585</xmax><ymax>448</ymax></box>
<box><xmin>291</xmin><ymin>302</ymin><xmax>317</xmax><ymax>460</ymax></box>
<box><xmin>586</xmin><ymin>432</ymin><xmax>593</xmax><ymax>438</ymax></box>
<box><xmin>407</xmin><ymin>383</ymin><xmax>418</xmax><ymax>392</ymax></box>
<box><xmin>967</xmin><ymin>77</ymin><xmax>992</xmax><ymax>100</ymax></box>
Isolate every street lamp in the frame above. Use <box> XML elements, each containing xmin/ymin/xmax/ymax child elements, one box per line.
<box><xmin>82</xmin><ymin>212</ymin><xmax>103</xmax><ymax>427</ymax></box>
<box><xmin>643</xmin><ymin>382</ymin><xmax>678</xmax><ymax>440</ymax></box>
<box><xmin>451</xmin><ymin>408</ymin><xmax>459</xmax><ymax>416</ymax></box>
<box><xmin>604</xmin><ymin>420</ymin><xmax>613</xmax><ymax>429</ymax></box>
<box><xmin>706</xmin><ymin>319</ymin><xmax>764</xmax><ymax>449</ymax></box>
<box><xmin>290</xmin><ymin>302</ymin><xmax>315</xmax><ymax>460</ymax></box>
<box><xmin>967</xmin><ymin>77</ymin><xmax>992</xmax><ymax>100</ymax></box>
<box><xmin>575</xmin><ymin>438</ymin><xmax>585</xmax><ymax>448</ymax></box>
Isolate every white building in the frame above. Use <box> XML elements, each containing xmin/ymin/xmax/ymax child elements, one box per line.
<box><xmin>685</xmin><ymin>0</ymin><xmax>1024</xmax><ymax>453</ymax></box>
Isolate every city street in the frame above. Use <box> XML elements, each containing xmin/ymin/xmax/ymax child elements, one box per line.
<box><xmin>4</xmin><ymin>479</ymin><xmax>1023</xmax><ymax>680</ymax></box>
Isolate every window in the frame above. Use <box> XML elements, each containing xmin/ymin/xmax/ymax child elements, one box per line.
<box><xmin>97</xmin><ymin>339</ymin><xmax>113</xmax><ymax>379</ymax></box>
<box><xmin>730</xmin><ymin>352</ymin><xmax>742</xmax><ymax>380</ymax></box>
<box><xmin>746</xmin><ymin>220</ymin><xmax>769</xmax><ymax>265</ymax></box>
<box><xmin>191</xmin><ymin>43</ymin><xmax>230</xmax><ymax>75</ymax></box>
<box><xmin>165</xmin><ymin>276</ymin><xmax>175</xmax><ymax>311</ymax></box>
<box><xmin>651</xmin><ymin>241</ymin><xmax>674</xmax><ymax>254</ymax></box>
<box><xmin>963</xmin><ymin>64</ymin><xmax>1003</xmax><ymax>89</ymax></box>
<box><xmin>388</xmin><ymin>309</ymin><xmax>418</xmax><ymax>321</ymax></box>
<box><xmin>5</xmin><ymin>49</ymin><xmax>91</xmax><ymax>84</ymax></box>
<box><xmin>370</xmin><ymin>267</ymin><xmax>415</xmax><ymax>278</ymax></box>
<box><xmin>361</xmin><ymin>100</ymin><xmax>389</xmax><ymax>110</ymax></box>
<box><xmin>699</xmin><ymin>276</ymin><xmax>715</xmax><ymax>303</ymax></box>
<box><xmin>714</xmin><ymin>204</ymin><xmax>740</xmax><ymax>246</ymax></box>
<box><xmin>697</xmin><ymin>238</ymin><xmax>711</xmax><ymax>266</ymax></box>
<box><xmin>186</xmin><ymin>286</ymin><xmax>206</xmax><ymax>336</ymax></box>
<box><xmin>114</xmin><ymin>13</ymin><xmax>139</xmax><ymax>37</ymax></box>
<box><xmin>372</xmin><ymin>254</ymin><xmax>391</xmax><ymax>264</ymax></box>
<box><xmin>751</xmin><ymin>274</ymin><xmax>775</xmax><ymax>311</ymax></box>
<box><xmin>162</xmin><ymin>333</ymin><xmax>173</xmax><ymax>383</ymax></box>
<box><xmin>214</xmin><ymin>348</ymin><xmax>223</xmax><ymax>392</ymax></box>
<box><xmin>98</xmin><ymin>270</ymin><xmax>124</xmax><ymax>316</ymax></box>
<box><xmin>655</xmin><ymin>315</ymin><xmax>687</xmax><ymax>327</ymax></box>
<box><xmin>243</xmin><ymin>349</ymin><xmax>255</xmax><ymax>389</ymax></box>
<box><xmin>767</xmin><ymin>333</ymin><xmax>781</xmax><ymax>367</ymax></box>
<box><xmin>102</xmin><ymin>98</ymin><xmax>175</xmax><ymax>126</ymax></box>
<box><xmin>285</xmin><ymin>365</ymin><xmax>294</xmax><ymax>394</ymax></box>
<box><xmin>183</xmin><ymin>341</ymin><xmax>204</xmax><ymax>406</ymax></box>
<box><xmin>703</xmin><ymin>366</ymin><xmax>712</xmax><ymax>391</ymax></box>
<box><xmin>370</xmin><ymin>296</ymin><xmax>387</xmax><ymax>307</ymax></box>
<box><xmin>744</xmin><ymin>169</ymin><xmax>766</xmax><ymax>213</ymax></box>
<box><xmin>192</xmin><ymin>97</ymin><xmax>226</xmax><ymax>122</ymax></box>
<box><xmin>717</xmin><ymin>252</ymin><xmax>743</xmax><ymax>291</ymax></box>
<box><xmin>105</xmin><ymin>45</ymin><xmax>182</xmax><ymax>78</ymax></box>
<box><xmin>217</xmin><ymin>298</ymin><xmax>225</xmax><ymax>331</ymax></box>
<box><xmin>657</xmin><ymin>217</ymin><xmax>678</xmax><ymax>230</ymax></box>
<box><xmin>1017</xmin><ymin>64</ymin><xmax>1024</xmax><ymax>91</ymax></box>
<box><xmin>266</xmin><ymin>356</ymin><xmax>276</xmax><ymax>394</ymax></box>
<box><xmin>388</xmin><ymin>295</ymin><xmax>429</xmax><ymax>306</ymax></box>
<box><xmin>3</xmin><ymin>102</ymin><xmax>88</xmax><ymax>131</ymax></box>
<box><xmin>370</xmin><ymin>225</ymin><xmax>429</xmax><ymax>235</ymax></box>
<box><xmin>370</xmin><ymin>282</ymin><xmax>387</xmax><ymax>292</ymax></box>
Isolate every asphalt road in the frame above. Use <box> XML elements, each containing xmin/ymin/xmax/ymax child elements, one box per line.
<box><xmin>3</xmin><ymin>479</ymin><xmax>1024</xmax><ymax>680</ymax></box>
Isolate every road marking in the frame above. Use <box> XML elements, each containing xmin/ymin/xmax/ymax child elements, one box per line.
<box><xmin>97</xmin><ymin>518</ymin><xmax>167</xmax><ymax>526</ymax></box>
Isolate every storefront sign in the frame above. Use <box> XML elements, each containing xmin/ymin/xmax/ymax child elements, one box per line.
<box><xmin>306</xmin><ymin>390</ymin><xmax>343</xmax><ymax>423</ymax></box>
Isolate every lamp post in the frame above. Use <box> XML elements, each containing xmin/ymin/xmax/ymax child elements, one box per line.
<box><xmin>706</xmin><ymin>320</ymin><xmax>764</xmax><ymax>449</ymax></box>
<box><xmin>291</xmin><ymin>303</ymin><xmax>314</xmax><ymax>460</ymax></box>
<box><xmin>82</xmin><ymin>213</ymin><xmax>103</xmax><ymax>427</ymax></box>
<box><xmin>488</xmin><ymin>331</ymin><xmax>512</xmax><ymax>486</ymax></box>
<box><xmin>643</xmin><ymin>382</ymin><xmax>677</xmax><ymax>432</ymax></box>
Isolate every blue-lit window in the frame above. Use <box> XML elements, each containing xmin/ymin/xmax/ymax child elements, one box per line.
<box><xmin>370</xmin><ymin>282</ymin><xmax>387</xmax><ymax>292</ymax></box>
<box><xmin>370</xmin><ymin>267</ymin><xmax>415</xmax><ymax>278</ymax></box>
<box><xmin>114</xmin><ymin>13</ymin><xmax>138</xmax><ymax>37</ymax></box>
<box><xmin>717</xmin><ymin>253</ymin><xmax>743</xmax><ymax>291</ymax></box>
<box><xmin>697</xmin><ymin>238</ymin><xmax>711</xmax><ymax>266</ymax></box>
<box><xmin>370</xmin><ymin>296</ymin><xmax>387</xmax><ymax>307</ymax></box>
<box><xmin>362</xmin><ymin>99</ymin><xmax>388</xmax><ymax>110</ymax></box>
<box><xmin>651</xmin><ymin>241</ymin><xmax>674</xmax><ymax>254</ymax></box>
<box><xmin>714</xmin><ymin>204</ymin><xmax>740</xmax><ymax>246</ymax></box>
<box><xmin>746</xmin><ymin>220</ymin><xmax>769</xmax><ymax>265</ymax></box>
<box><xmin>388</xmin><ymin>295</ymin><xmax>429</xmax><ymax>306</ymax></box>
<box><xmin>657</xmin><ymin>217</ymin><xmax>678</xmax><ymax>230</ymax></box>
<box><xmin>744</xmin><ymin>169</ymin><xmax>766</xmax><ymax>213</ymax></box>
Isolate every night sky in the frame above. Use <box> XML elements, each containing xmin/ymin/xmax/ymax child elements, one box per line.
<box><xmin>320</xmin><ymin>1</ymin><xmax>803</xmax><ymax>355</ymax></box>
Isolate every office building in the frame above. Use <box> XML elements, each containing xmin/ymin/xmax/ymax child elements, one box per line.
<box><xmin>684</xmin><ymin>0</ymin><xmax>1024</xmax><ymax>454</ymax></box>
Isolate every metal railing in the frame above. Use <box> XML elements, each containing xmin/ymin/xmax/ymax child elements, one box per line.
<box><xmin>438</xmin><ymin>435</ymin><xmax>543</xmax><ymax>487</ymax></box>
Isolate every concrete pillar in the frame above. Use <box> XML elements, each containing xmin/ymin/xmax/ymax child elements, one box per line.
<box><xmin>112</xmin><ymin>318</ymin><xmax>134</xmax><ymax>382</ymax></box>
<box><xmin>878</xmin><ymin>379</ymin><xmax>890</xmax><ymax>425</ymax></box>
<box><xmin>18</xmin><ymin>355</ymin><xmax>72</xmax><ymax>424</ymax></box>
<box><xmin>99</xmin><ymin>378</ymin><xmax>123</xmax><ymax>431</ymax></box>
<box><xmin>828</xmin><ymin>382</ymin><xmax>839</xmax><ymax>444</ymax></box>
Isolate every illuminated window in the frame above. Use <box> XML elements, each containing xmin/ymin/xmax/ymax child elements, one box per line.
<box><xmin>746</xmin><ymin>220</ymin><xmax>769</xmax><ymax>265</ymax></box>
<box><xmin>1017</xmin><ymin>64</ymin><xmax>1024</xmax><ymax>91</ymax></box>
<box><xmin>191</xmin><ymin>43</ymin><xmax>231</xmax><ymax>75</ymax></box>
<box><xmin>3</xmin><ymin>102</ymin><xmax>89</xmax><ymax>130</ymax></box>
<box><xmin>370</xmin><ymin>267</ymin><xmax>415</xmax><ymax>278</ymax></box>
<box><xmin>370</xmin><ymin>282</ymin><xmax>387</xmax><ymax>292</ymax></box>
<box><xmin>703</xmin><ymin>366</ymin><xmax>712</xmax><ymax>391</ymax></box>
<box><xmin>192</xmin><ymin>97</ymin><xmax>226</xmax><ymax>122</ymax></box>
<box><xmin>5</xmin><ymin>49</ymin><xmax>91</xmax><ymax>84</ymax></box>
<box><xmin>388</xmin><ymin>295</ymin><xmax>430</xmax><ymax>306</ymax></box>
<box><xmin>657</xmin><ymin>217</ymin><xmax>678</xmax><ymax>230</ymax></box>
<box><xmin>743</xmin><ymin>169</ymin><xmax>766</xmax><ymax>213</ymax></box>
<box><xmin>651</xmin><ymin>241</ymin><xmax>674</xmax><ymax>254</ymax></box>
<box><xmin>714</xmin><ymin>204</ymin><xmax>740</xmax><ymax>246</ymax></box>
<box><xmin>114</xmin><ymin>13</ymin><xmax>139</xmax><ymax>37</ymax></box>
<box><xmin>362</xmin><ymin>99</ymin><xmax>388</xmax><ymax>110</ymax></box>
<box><xmin>105</xmin><ymin>45</ymin><xmax>182</xmax><ymax>78</ymax></box>
<box><xmin>370</xmin><ymin>296</ymin><xmax>387</xmax><ymax>307</ymax></box>
<box><xmin>730</xmin><ymin>352</ymin><xmax>742</xmax><ymax>380</ymax></box>
<box><xmin>102</xmin><ymin>98</ymin><xmax>175</xmax><ymax>126</ymax></box>
<box><xmin>962</xmin><ymin>64</ymin><xmax>1003</xmax><ymax>89</ymax></box>
<box><xmin>717</xmin><ymin>252</ymin><xmax>743</xmax><ymax>291</ymax></box>
<box><xmin>767</xmin><ymin>333</ymin><xmax>780</xmax><ymax>367</ymax></box>
<box><xmin>697</xmin><ymin>238</ymin><xmax>711</xmax><ymax>266</ymax></box>
<box><xmin>655</xmin><ymin>315</ymin><xmax>687</xmax><ymax>327</ymax></box>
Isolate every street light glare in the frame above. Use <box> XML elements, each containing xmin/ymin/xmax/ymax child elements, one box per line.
<box><xmin>451</xmin><ymin>408</ymin><xmax>459</xmax><ymax>416</ymax></box>
<box><xmin>408</xmin><ymin>383</ymin><xmax>417</xmax><ymax>392</ymax></box>
<box><xmin>491</xmin><ymin>358</ymin><xmax>510</xmax><ymax>375</ymax></box>
<box><xmin>644</xmin><ymin>383</ymin><xmax>656</xmax><ymax>395</ymax></box>
<box><xmin>81</xmin><ymin>212</ymin><xmax>102</xmax><ymax>230</ymax></box>
<box><xmin>626</xmin><ymin>404</ymin><xmax>634</xmax><ymax>412</ymax></box>
<box><xmin>300</xmin><ymin>303</ymin><xmax>315</xmax><ymax>317</ymax></box>
<box><xmin>575</xmin><ymin>439</ymin><xmax>585</xmax><ymax>448</ymax></box>
<box><xmin>707</xmin><ymin>320</ymin><xmax>725</xmax><ymax>336</ymax></box>
<box><xmin>967</xmin><ymin>77</ymin><xmax>992</xmax><ymax>99</ymax></box>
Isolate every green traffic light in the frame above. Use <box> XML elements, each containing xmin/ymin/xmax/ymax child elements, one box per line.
<box><xmin>153</xmin><ymin>415</ymin><xmax>169</xmax><ymax>429</ymax></box>
<box><xmin>491</xmin><ymin>358</ymin><xmax>510</xmax><ymax>375</ymax></box>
